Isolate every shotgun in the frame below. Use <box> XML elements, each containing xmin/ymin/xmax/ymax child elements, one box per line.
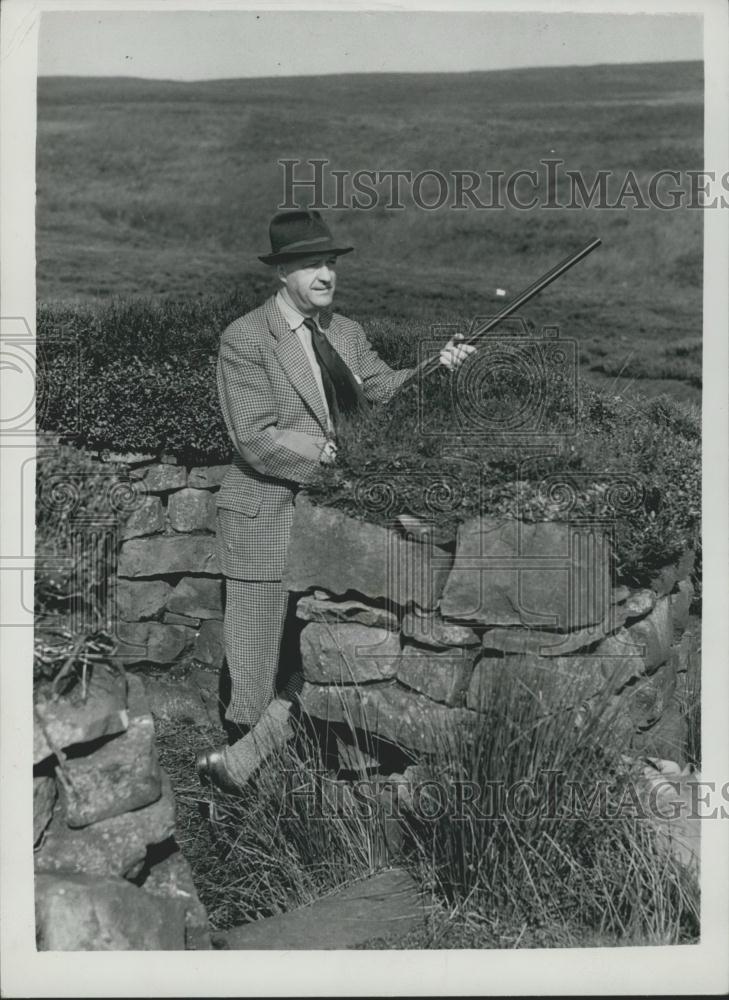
<box><xmin>392</xmin><ymin>237</ymin><xmax>602</xmax><ymax>394</ymax></box>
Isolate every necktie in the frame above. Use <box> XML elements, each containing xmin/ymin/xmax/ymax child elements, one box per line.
<box><xmin>302</xmin><ymin>317</ymin><xmax>368</xmax><ymax>429</ymax></box>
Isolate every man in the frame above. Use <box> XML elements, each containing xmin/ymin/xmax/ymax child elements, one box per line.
<box><xmin>197</xmin><ymin>208</ymin><xmax>474</xmax><ymax>794</ymax></box>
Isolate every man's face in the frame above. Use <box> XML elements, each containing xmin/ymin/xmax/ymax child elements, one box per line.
<box><xmin>278</xmin><ymin>254</ymin><xmax>338</xmax><ymax>315</ymax></box>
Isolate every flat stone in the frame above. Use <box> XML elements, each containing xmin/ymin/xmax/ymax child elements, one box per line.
<box><xmin>34</xmin><ymin>771</ymin><xmax>176</xmax><ymax>879</ymax></box>
<box><xmin>35</xmin><ymin>872</ymin><xmax>187</xmax><ymax>951</ymax></box>
<box><xmin>163</xmin><ymin>611</ymin><xmax>201</xmax><ymax>627</ymax></box>
<box><xmin>188</xmin><ymin>465</ymin><xmax>229</xmax><ymax>489</ymax></box>
<box><xmin>194</xmin><ymin>619</ymin><xmax>224</xmax><ymax>669</ymax></box>
<box><xmin>300</xmin><ymin>622</ymin><xmax>401</xmax><ymax>684</ymax></box>
<box><xmin>166</xmin><ymin>577</ymin><xmax>223</xmax><ymax>619</ymax></box>
<box><xmin>396</xmin><ymin>645</ymin><xmax>476</xmax><ymax>706</ymax></box>
<box><xmin>440</xmin><ymin>516</ymin><xmax>612</xmax><ymax>629</ymax></box>
<box><xmin>140</xmin><ymin>850</ymin><xmax>211</xmax><ymax>950</ymax></box>
<box><xmin>141</xmin><ymin>676</ymin><xmax>213</xmax><ymax>728</ymax></box>
<box><xmin>216</xmin><ymin>869</ymin><xmax>424</xmax><ymax>950</ymax></box>
<box><xmin>34</xmin><ymin>776</ymin><xmax>57</xmax><ymax>846</ymax></box>
<box><xmin>300</xmin><ymin>681</ymin><xmax>476</xmax><ymax>754</ymax></box>
<box><xmin>33</xmin><ymin>664</ymin><xmax>128</xmax><ymax>765</ymax></box>
<box><xmin>167</xmin><ymin>488</ymin><xmax>217</xmax><ymax>533</ymax></box>
<box><xmin>117</xmin><ymin>535</ymin><xmax>219</xmax><ymax>578</ymax></box>
<box><xmin>116</xmin><ymin>579</ymin><xmax>173</xmax><ymax>622</ymax></box>
<box><xmin>466</xmin><ymin>653</ymin><xmax>613</xmax><ymax>713</ymax></box>
<box><xmin>120</xmin><ymin>495</ymin><xmax>165</xmax><ymax>540</ymax></box>
<box><xmin>58</xmin><ymin>676</ymin><xmax>162</xmax><ymax>828</ymax></box>
<box><xmin>649</xmin><ymin>548</ymin><xmax>695</xmax><ymax>598</ymax></box>
<box><xmin>595</xmin><ymin>595</ymin><xmax>673</xmax><ymax>673</ymax></box>
<box><xmin>480</xmin><ymin>611</ymin><xmax>626</xmax><ymax>656</ymax></box>
<box><xmin>129</xmin><ymin>463</ymin><xmax>187</xmax><ymax>492</ymax></box>
<box><xmin>296</xmin><ymin>595</ymin><xmax>398</xmax><ymax>630</ymax></box>
<box><xmin>283</xmin><ymin>496</ymin><xmax>452</xmax><ymax>610</ymax></box>
<box><xmin>402</xmin><ymin>608</ymin><xmax>481</xmax><ymax>648</ymax></box>
<box><xmin>115</xmin><ymin>622</ymin><xmax>196</xmax><ymax>664</ymax></box>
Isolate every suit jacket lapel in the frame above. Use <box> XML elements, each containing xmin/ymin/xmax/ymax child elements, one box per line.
<box><xmin>265</xmin><ymin>296</ymin><xmax>330</xmax><ymax>433</ymax></box>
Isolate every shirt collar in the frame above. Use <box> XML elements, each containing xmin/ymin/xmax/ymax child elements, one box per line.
<box><xmin>275</xmin><ymin>291</ymin><xmax>319</xmax><ymax>332</ymax></box>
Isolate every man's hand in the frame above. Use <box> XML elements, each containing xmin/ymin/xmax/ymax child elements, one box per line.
<box><xmin>439</xmin><ymin>332</ymin><xmax>476</xmax><ymax>371</ymax></box>
<box><xmin>319</xmin><ymin>440</ymin><xmax>338</xmax><ymax>465</ymax></box>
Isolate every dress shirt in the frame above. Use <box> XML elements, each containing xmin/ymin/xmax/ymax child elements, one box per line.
<box><xmin>275</xmin><ymin>291</ymin><xmax>334</xmax><ymax>435</ymax></box>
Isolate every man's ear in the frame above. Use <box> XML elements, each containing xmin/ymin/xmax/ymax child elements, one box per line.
<box><xmin>276</xmin><ymin>264</ymin><xmax>287</xmax><ymax>286</ymax></box>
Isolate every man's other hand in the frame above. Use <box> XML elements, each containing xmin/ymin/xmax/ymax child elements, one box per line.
<box><xmin>320</xmin><ymin>440</ymin><xmax>338</xmax><ymax>465</ymax></box>
<box><xmin>439</xmin><ymin>333</ymin><xmax>476</xmax><ymax>371</ymax></box>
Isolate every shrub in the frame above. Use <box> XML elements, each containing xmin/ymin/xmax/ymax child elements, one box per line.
<box><xmin>38</xmin><ymin>298</ymin><xmax>701</xmax><ymax>584</ymax></box>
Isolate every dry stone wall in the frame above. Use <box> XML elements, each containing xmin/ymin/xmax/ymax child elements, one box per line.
<box><xmin>110</xmin><ymin>455</ymin><xmax>227</xmax><ymax>669</ymax></box>
<box><xmin>283</xmin><ymin>496</ymin><xmax>697</xmax><ymax>766</ymax></box>
<box><xmin>106</xmin><ymin>459</ymin><xmax>698</xmax><ymax>767</ymax></box>
<box><xmin>33</xmin><ymin>665</ymin><xmax>210</xmax><ymax>950</ymax></box>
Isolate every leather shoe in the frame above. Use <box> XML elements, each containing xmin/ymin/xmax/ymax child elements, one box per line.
<box><xmin>196</xmin><ymin>747</ymin><xmax>246</xmax><ymax>797</ymax></box>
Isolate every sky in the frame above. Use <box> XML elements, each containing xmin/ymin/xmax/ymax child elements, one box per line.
<box><xmin>37</xmin><ymin>10</ymin><xmax>703</xmax><ymax>80</ymax></box>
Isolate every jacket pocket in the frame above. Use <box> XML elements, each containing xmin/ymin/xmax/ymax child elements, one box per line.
<box><xmin>217</xmin><ymin>490</ymin><xmax>262</xmax><ymax>518</ymax></box>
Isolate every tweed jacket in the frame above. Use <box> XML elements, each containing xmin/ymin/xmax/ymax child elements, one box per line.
<box><xmin>216</xmin><ymin>294</ymin><xmax>413</xmax><ymax>580</ymax></box>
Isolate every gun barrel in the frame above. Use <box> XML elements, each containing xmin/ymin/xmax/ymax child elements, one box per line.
<box><xmin>405</xmin><ymin>237</ymin><xmax>602</xmax><ymax>384</ymax></box>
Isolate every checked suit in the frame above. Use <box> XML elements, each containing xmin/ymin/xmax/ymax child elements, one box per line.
<box><xmin>216</xmin><ymin>293</ymin><xmax>413</xmax><ymax>726</ymax></box>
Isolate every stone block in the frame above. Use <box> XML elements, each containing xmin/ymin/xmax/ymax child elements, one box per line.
<box><xmin>117</xmin><ymin>535</ymin><xmax>219</xmax><ymax>578</ymax></box>
<box><xmin>116</xmin><ymin>579</ymin><xmax>173</xmax><ymax>621</ymax></box>
<box><xmin>440</xmin><ymin>516</ymin><xmax>612</xmax><ymax>629</ymax></box>
<box><xmin>166</xmin><ymin>577</ymin><xmax>223</xmax><ymax>619</ymax></box>
<box><xmin>194</xmin><ymin>619</ymin><xmax>225</xmax><ymax>668</ymax></box>
<box><xmin>168</xmin><ymin>488</ymin><xmax>217</xmax><ymax>533</ymax></box>
<box><xmin>129</xmin><ymin>463</ymin><xmax>187</xmax><ymax>492</ymax></box>
<box><xmin>34</xmin><ymin>664</ymin><xmax>128</xmax><ymax>765</ymax></box>
<box><xmin>35</xmin><ymin>872</ymin><xmax>187</xmax><ymax>951</ymax></box>
<box><xmin>116</xmin><ymin>622</ymin><xmax>196</xmax><ymax>665</ymax></box>
<box><xmin>595</xmin><ymin>595</ymin><xmax>673</xmax><ymax>673</ymax></box>
<box><xmin>34</xmin><ymin>771</ymin><xmax>176</xmax><ymax>879</ymax></box>
<box><xmin>140</xmin><ymin>850</ymin><xmax>211</xmax><ymax>950</ymax></box>
<box><xmin>120</xmin><ymin>495</ymin><xmax>165</xmax><ymax>540</ymax></box>
<box><xmin>466</xmin><ymin>653</ymin><xmax>610</xmax><ymax>713</ymax></box>
<box><xmin>283</xmin><ymin>496</ymin><xmax>452</xmax><ymax>610</ymax></box>
<box><xmin>34</xmin><ymin>776</ymin><xmax>57</xmax><ymax>846</ymax></box>
<box><xmin>402</xmin><ymin>608</ymin><xmax>481</xmax><ymax>649</ymax></box>
<box><xmin>188</xmin><ymin>465</ymin><xmax>229</xmax><ymax>489</ymax></box>
<box><xmin>216</xmin><ymin>869</ymin><xmax>424</xmax><ymax>951</ymax></box>
<box><xmin>480</xmin><ymin>612</ymin><xmax>626</xmax><ymax>656</ymax></box>
<box><xmin>300</xmin><ymin>681</ymin><xmax>477</xmax><ymax>754</ymax></box>
<box><xmin>58</xmin><ymin>676</ymin><xmax>162</xmax><ymax>828</ymax></box>
<box><xmin>396</xmin><ymin>644</ymin><xmax>476</xmax><ymax>706</ymax></box>
<box><xmin>296</xmin><ymin>595</ymin><xmax>398</xmax><ymax>630</ymax></box>
<box><xmin>300</xmin><ymin>622</ymin><xmax>401</xmax><ymax>684</ymax></box>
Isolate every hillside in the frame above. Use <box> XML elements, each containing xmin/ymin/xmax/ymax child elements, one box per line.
<box><xmin>36</xmin><ymin>62</ymin><xmax>703</xmax><ymax>401</ymax></box>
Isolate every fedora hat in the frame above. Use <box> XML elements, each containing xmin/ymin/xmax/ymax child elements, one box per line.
<box><xmin>258</xmin><ymin>209</ymin><xmax>354</xmax><ymax>265</ymax></box>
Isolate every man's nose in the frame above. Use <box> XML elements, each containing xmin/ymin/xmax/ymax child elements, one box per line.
<box><xmin>317</xmin><ymin>265</ymin><xmax>334</xmax><ymax>282</ymax></box>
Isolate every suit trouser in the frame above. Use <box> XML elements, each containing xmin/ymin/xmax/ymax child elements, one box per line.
<box><xmin>223</xmin><ymin>578</ymin><xmax>294</xmax><ymax>727</ymax></box>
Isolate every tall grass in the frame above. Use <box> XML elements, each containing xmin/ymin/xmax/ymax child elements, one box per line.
<box><xmin>170</xmin><ymin>666</ymin><xmax>699</xmax><ymax>944</ymax></box>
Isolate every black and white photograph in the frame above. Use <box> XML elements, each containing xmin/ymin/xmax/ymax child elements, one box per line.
<box><xmin>0</xmin><ymin>0</ymin><xmax>727</xmax><ymax>995</ymax></box>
